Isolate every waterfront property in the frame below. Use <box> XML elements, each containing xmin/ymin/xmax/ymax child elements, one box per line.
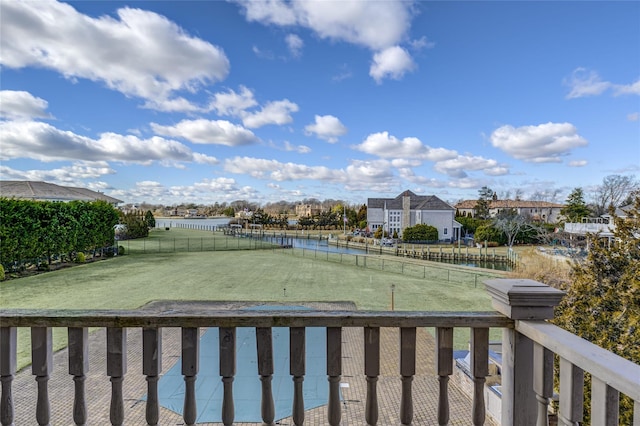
<box><xmin>367</xmin><ymin>190</ymin><xmax>461</xmax><ymax>241</ymax></box>
<box><xmin>454</xmin><ymin>199</ymin><xmax>564</xmax><ymax>223</ymax></box>
<box><xmin>2</xmin><ymin>279</ymin><xmax>639</xmax><ymax>425</ymax></box>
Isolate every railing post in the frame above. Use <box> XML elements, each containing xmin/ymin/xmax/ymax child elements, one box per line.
<box><xmin>143</xmin><ymin>328</ymin><xmax>162</xmax><ymax>426</ymax></box>
<box><xmin>326</xmin><ymin>327</ymin><xmax>342</xmax><ymax>426</ymax></box>
<box><xmin>32</xmin><ymin>327</ymin><xmax>52</xmax><ymax>426</ymax></box>
<box><xmin>107</xmin><ymin>327</ymin><xmax>126</xmax><ymax>426</ymax></box>
<box><xmin>68</xmin><ymin>327</ymin><xmax>89</xmax><ymax>425</ymax></box>
<box><xmin>1</xmin><ymin>327</ymin><xmax>17</xmax><ymax>426</ymax></box>
<box><xmin>256</xmin><ymin>327</ymin><xmax>275</xmax><ymax>425</ymax></box>
<box><xmin>219</xmin><ymin>327</ymin><xmax>236</xmax><ymax>426</ymax></box>
<box><xmin>290</xmin><ymin>327</ymin><xmax>305</xmax><ymax>426</ymax></box>
<box><xmin>364</xmin><ymin>327</ymin><xmax>380</xmax><ymax>425</ymax></box>
<box><xmin>485</xmin><ymin>279</ymin><xmax>565</xmax><ymax>426</ymax></box>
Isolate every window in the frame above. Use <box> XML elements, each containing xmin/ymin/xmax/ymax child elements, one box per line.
<box><xmin>444</xmin><ymin>228</ymin><xmax>448</xmax><ymax>235</ymax></box>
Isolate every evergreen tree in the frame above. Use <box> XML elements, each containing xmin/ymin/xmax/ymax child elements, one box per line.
<box><xmin>554</xmin><ymin>196</ymin><xmax>639</xmax><ymax>424</ymax></box>
<box><xmin>144</xmin><ymin>210</ymin><xmax>156</xmax><ymax>229</ymax></box>
<box><xmin>561</xmin><ymin>187</ymin><xmax>591</xmax><ymax>222</ymax></box>
<box><xmin>474</xmin><ymin>186</ymin><xmax>494</xmax><ymax>220</ymax></box>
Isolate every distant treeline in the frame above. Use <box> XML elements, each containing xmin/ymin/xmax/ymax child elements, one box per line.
<box><xmin>0</xmin><ymin>198</ymin><xmax>119</xmax><ymax>267</ymax></box>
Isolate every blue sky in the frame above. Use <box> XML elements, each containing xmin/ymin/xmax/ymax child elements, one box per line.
<box><xmin>1</xmin><ymin>0</ymin><xmax>638</xmax><ymax>206</ymax></box>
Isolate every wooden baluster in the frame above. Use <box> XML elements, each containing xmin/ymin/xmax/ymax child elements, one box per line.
<box><xmin>290</xmin><ymin>327</ymin><xmax>305</xmax><ymax>426</ymax></box>
<box><xmin>219</xmin><ymin>327</ymin><xmax>236</xmax><ymax>426</ymax></box>
<box><xmin>326</xmin><ymin>327</ymin><xmax>342</xmax><ymax>426</ymax></box>
<box><xmin>107</xmin><ymin>327</ymin><xmax>126</xmax><ymax>426</ymax></box>
<box><xmin>591</xmin><ymin>376</ymin><xmax>619</xmax><ymax>426</ymax></box>
<box><xmin>435</xmin><ymin>327</ymin><xmax>453</xmax><ymax>426</ymax></box>
<box><xmin>143</xmin><ymin>328</ymin><xmax>162</xmax><ymax>425</ymax></box>
<box><xmin>533</xmin><ymin>343</ymin><xmax>553</xmax><ymax>426</ymax></box>
<box><xmin>182</xmin><ymin>327</ymin><xmax>199</xmax><ymax>426</ymax></box>
<box><xmin>1</xmin><ymin>327</ymin><xmax>17</xmax><ymax>426</ymax></box>
<box><xmin>364</xmin><ymin>327</ymin><xmax>380</xmax><ymax>425</ymax></box>
<box><xmin>68</xmin><ymin>328</ymin><xmax>88</xmax><ymax>425</ymax></box>
<box><xmin>31</xmin><ymin>327</ymin><xmax>52</xmax><ymax>426</ymax></box>
<box><xmin>558</xmin><ymin>357</ymin><xmax>583</xmax><ymax>426</ymax></box>
<box><xmin>558</xmin><ymin>357</ymin><xmax>584</xmax><ymax>426</ymax></box>
<box><xmin>256</xmin><ymin>327</ymin><xmax>275</xmax><ymax>425</ymax></box>
<box><xmin>400</xmin><ymin>327</ymin><xmax>416</xmax><ymax>425</ymax></box>
<box><xmin>471</xmin><ymin>328</ymin><xmax>489</xmax><ymax>426</ymax></box>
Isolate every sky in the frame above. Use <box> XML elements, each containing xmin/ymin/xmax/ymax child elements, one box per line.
<box><xmin>1</xmin><ymin>0</ymin><xmax>639</xmax><ymax>206</ymax></box>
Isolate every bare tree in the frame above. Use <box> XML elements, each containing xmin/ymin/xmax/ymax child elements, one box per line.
<box><xmin>493</xmin><ymin>209</ymin><xmax>538</xmax><ymax>247</ymax></box>
<box><xmin>531</xmin><ymin>188</ymin><xmax>562</xmax><ymax>202</ymax></box>
<box><xmin>592</xmin><ymin>174</ymin><xmax>639</xmax><ymax>215</ymax></box>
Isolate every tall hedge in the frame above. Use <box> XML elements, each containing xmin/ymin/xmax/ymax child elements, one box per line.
<box><xmin>0</xmin><ymin>198</ymin><xmax>119</xmax><ymax>266</ymax></box>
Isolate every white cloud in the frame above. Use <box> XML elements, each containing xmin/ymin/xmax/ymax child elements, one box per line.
<box><xmin>0</xmin><ymin>120</ymin><xmax>218</xmax><ymax>165</ymax></box>
<box><xmin>409</xmin><ymin>36</ymin><xmax>436</xmax><ymax>50</ymax></box>
<box><xmin>355</xmin><ymin>131</ymin><xmax>457</xmax><ymax>161</ymax></box>
<box><xmin>141</xmin><ymin>97</ymin><xmax>203</xmax><ymax>113</ymax></box>
<box><xmin>1</xmin><ymin>1</ymin><xmax>229</xmax><ymax>107</ymax></box>
<box><xmin>433</xmin><ymin>155</ymin><xmax>507</xmax><ymax>178</ymax></box>
<box><xmin>209</xmin><ymin>86</ymin><xmax>258</xmax><ymax>116</ymax></box>
<box><xmin>0</xmin><ymin>90</ymin><xmax>53</xmax><ymax>120</ymax></box>
<box><xmin>151</xmin><ymin>119</ymin><xmax>258</xmax><ymax>146</ymax></box>
<box><xmin>242</xmin><ymin>99</ymin><xmax>299</xmax><ymax>128</ymax></box>
<box><xmin>343</xmin><ymin>160</ymin><xmax>396</xmax><ymax>191</ymax></box>
<box><xmin>614</xmin><ymin>79</ymin><xmax>640</xmax><ymax>96</ymax></box>
<box><xmin>193</xmin><ymin>177</ymin><xmax>240</xmax><ymax>192</ymax></box>
<box><xmin>223</xmin><ymin>156</ymin><xmax>395</xmax><ymax>191</ymax></box>
<box><xmin>224</xmin><ymin>157</ymin><xmax>340</xmax><ymax>181</ymax></box>
<box><xmin>628</xmin><ymin>112</ymin><xmax>639</xmax><ymax>122</ymax></box>
<box><xmin>564</xmin><ymin>68</ymin><xmax>611</xmax><ymax>99</ymax></box>
<box><xmin>568</xmin><ymin>160</ymin><xmax>588</xmax><ymax>167</ymax></box>
<box><xmin>490</xmin><ymin>122</ymin><xmax>588</xmax><ymax>163</ymax></box>
<box><xmin>304</xmin><ymin>115</ymin><xmax>347</xmax><ymax>143</ymax></box>
<box><xmin>370</xmin><ymin>46</ymin><xmax>415</xmax><ymax>83</ymax></box>
<box><xmin>332</xmin><ymin>64</ymin><xmax>353</xmax><ymax>82</ymax></box>
<box><xmin>235</xmin><ymin>0</ymin><xmax>412</xmax><ymax>50</ymax></box>
<box><xmin>109</xmin><ymin>179</ymin><xmax>260</xmax><ymax>204</ymax></box>
<box><xmin>285</xmin><ymin>34</ymin><xmax>304</xmax><ymax>57</ymax></box>
<box><xmin>234</xmin><ymin>0</ymin><xmax>418</xmax><ymax>82</ymax></box>
<box><xmin>283</xmin><ymin>141</ymin><xmax>312</xmax><ymax>154</ymax></box>
<box><xmin>0</xmin><ymin>162</ymin><xmax>115</xmax><ymax>183</ymax></box>
<box><xmin>207</xmin><ymin>87</ymin><xmax>299</xmax><ymax>129</ymax></box>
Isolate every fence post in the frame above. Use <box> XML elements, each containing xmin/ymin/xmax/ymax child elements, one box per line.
<box><xmin>484</xmin><ymin>279</ymin><xmax>564</xmax><ymax>426</ymax></box>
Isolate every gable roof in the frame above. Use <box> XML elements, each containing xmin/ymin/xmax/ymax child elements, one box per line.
<box><xmin>454</xmin><ymin>199</ymin><xmax>564</xmax><ymax>209</ymax></box>
<box><xmin>368</xmin><ymin>191</ymin><xmax>453</xmax><ymax>211</ymax></box>
<box><xmin>0</xmin><ymin>181</ymin><xmax>123</xmax><ymax>204</ymax></box>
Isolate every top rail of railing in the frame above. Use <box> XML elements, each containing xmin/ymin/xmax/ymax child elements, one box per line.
<box><xmin>0</xmin><ymin>305</ymin><xmax>512</xmax><ymax>329</ymax></box>
<box><xmin>516</xmin><ymin>319</ymin><xmax>640</xmax><ymax>401</ymax></box>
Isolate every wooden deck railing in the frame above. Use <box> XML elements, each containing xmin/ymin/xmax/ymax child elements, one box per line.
<box><xmin>1</xmin><ymin>279</ymin><xmax>639</xmax><ymax>426</ymax></box>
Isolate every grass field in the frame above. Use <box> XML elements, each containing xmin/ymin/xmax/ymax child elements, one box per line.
<box><xmin>2</xmin><ymin>228</ymin><xmax>506</xmax><ymax>369</ymax></box>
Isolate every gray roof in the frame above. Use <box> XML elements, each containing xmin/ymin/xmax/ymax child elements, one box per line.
<box><xmin>368</xmin><ymin>190</ymin><xmax>453</xmax><ymax>211</ymax></box>
<box><xmin>0</xmin><ymin>181</ymin><xmax>123</xmax><ymax>204</ymax></box>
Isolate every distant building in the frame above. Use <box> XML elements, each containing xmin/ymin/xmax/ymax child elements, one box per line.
<box><xmin>454</xmin><ymin>199</ymin><xmax>564</xmax><ymax>223</ymax></box>
<box><xmin>295</xmin><ymin>203</ymin><xmax>324</xmax><ymax>217</ymax></box>
<box><xmin>564</xmin><ymin>203</ymin><xmax>634</xmax><ymax>237</ymax></box>
<box><xmin>367</xmin><ymin>190</ymin><xmax>460</xmax><ymax>241</ymax></box>
<box><xmin>0</xmin><ymin>181</ymin><xmax>122</xmax><ymax>206</ymax></box>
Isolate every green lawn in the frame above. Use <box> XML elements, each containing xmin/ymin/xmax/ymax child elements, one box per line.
<box><xmin>2</xmin><ymin>228</ymin><xmax>505</xmax><ymax>369</ymax></box>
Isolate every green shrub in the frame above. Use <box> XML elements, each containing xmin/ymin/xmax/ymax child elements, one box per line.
<box><xmin>118</xmin><ymin>245</ymin><xmax>125</xmax><ymax>255</ymax></box>
<box><xmin>75</xmin><ymin>252</ymin><xmax>86</xmax><ymax>263</ymax></box>
<box><xmin>0</xmin><ymin>264</ymin><xmax>4</xmax><ymax>281</ymax></box>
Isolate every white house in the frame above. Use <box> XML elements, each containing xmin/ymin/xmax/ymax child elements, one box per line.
<box><xmin>367</xmin><ymin>190</ymin><xmax>460</xmax><ymax>241</ymax></box>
